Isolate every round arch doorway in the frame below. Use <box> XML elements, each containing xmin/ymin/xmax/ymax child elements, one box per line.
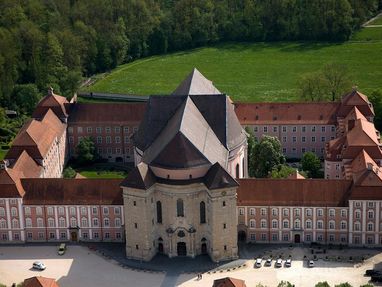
<box><xmin>177</xmin><ymin>242</ymin><xmax>187</xmax><ymax>256</ymax></box>
<box><xmin>238</xmin><ymin>231</ymin><xmax>247</xmax><ymax>242</ymax></box>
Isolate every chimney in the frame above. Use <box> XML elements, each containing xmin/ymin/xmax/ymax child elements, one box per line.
<box><xmin>0</xmin><ymin>160</ymin><xmax>9</xmax><ymax>170</ymax></box>
<box><xmin>367</xmin><ymin>162</ymin><xmax>373</xmax><ymax>171</ymax></box>
<box><xmin>48</xmin><ymin>87</ymin><xmax>54</xmax><ymax>96</ymax></box>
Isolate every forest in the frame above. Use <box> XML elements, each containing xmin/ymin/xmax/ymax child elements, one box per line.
<box><xmin>0</xmin><ymin>0</ymin><xmax>381</xmax><ymax>113</ymax></box>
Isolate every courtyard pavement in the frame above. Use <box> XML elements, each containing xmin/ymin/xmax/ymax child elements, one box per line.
<box><xmin>0</xmin><ymin>243</ymin><xmax>382</xmax><ymax>287</ymax></box>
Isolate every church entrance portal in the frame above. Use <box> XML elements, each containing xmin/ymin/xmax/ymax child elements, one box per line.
<box><xmin>158</xmin><ymin>243</ymin><xmax>164</xmax><ymax>253</ymax></box>
<box><xmin>177</xmin><ymin>242</ymin><xmax>187</xmax><ymax>256</ymax></box>
<box><xmin>201</xmin><ymin>243</ymin><xmax>207</xmax><ymax>254</ymax></box>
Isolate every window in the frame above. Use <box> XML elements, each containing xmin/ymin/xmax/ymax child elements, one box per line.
<box><xmin>70</xmin><ymin>207</ymin><xmax>76</xmax><ymax>216</ymax></box>
<box><xmin>250</xmin><ymin>208</ymin><xmax>255</xmax><ymax>216</ymax></box>
<box><xmin>261</xmin><ymin>220</ymin><xmax>267</xmax><ymax>228</ymax></box>
<box><xmin>263</xmin><ymin>126</ymin><xmax>268</xmax><ymax>133</ymax></box>
<box><xmin>68</xmin><ymin>127</ymin><xmax>73</xmax><ymax>134</ymax></box>
<box><xmin>317</xmin><ymin>234</ymin><xmax>323</xmax><ymax>242</ymax></box>
<box><xmin>0</xmin><ymin>207</ymin><xmax>5</xmax><ymax>216</ymax></box>
<box><xmin>311</xmin><ymin>136</ymin><xmax>316</xmax><ymax>142</ymax></box>
<box><xmin>302</xmin><ymin>126</ymin><xmax>306</xmax><ymax>132</ymax></box>
<box><xmin>81</xmin><ymin>207</ymin><xmax>87</xmax><ymax>216</ymax></box>
<box><xmin>354</xmin><ymin>222</ymin><xmax>361</xmax><ymax>231</ymax></box>
<box><xmin>311</xmin><ymin>126</ymin><xmax>316</xmax><ymax>132</ymax></box>
<box><xmin>11</xmin><ymin>207</ymin><xmax>17</xmax><ymax>216</ymax></box>
<box><xmin>341</xmin><ymin>209</ymin><xmax>347</xmax><ymax>217</ymax></box>
<box><xmin>368</xmin><ymin>210</ymin><xmax>374</xmax><ymax>219</ymax></box>
<box><xmin>305</xmin><ymin>220</ymin><xmax>312</xmax><ymax>229</ymax></box>
<box><xmin>283</xmin><ymin>234</ymin><xmax>289</xmax><ymax>241</ymax></box>
<box><xmin>302</xmin><ymin>136</ymin><xmax>306</xmax><ymax>143</ymax></box>
<box><xmin>306</xmin><ymin>209</ymin><xmax>312</xmax><ymax>217</ymax></box>
<box><xmin>272</xmin><ymin>234</ymin><xmax>278</xmax><ymax>241</ymax></box>
<box><xmin>250</xmin><ymin>233</ymin><xmax>256</xmax><ymax>241</ymax></box>
<box><xmin>58</xmin><ymin>207</ymin><xmax>64</xmax><ymax>215</ymax></box>
<box><xmin>368</xmin><ymin>222</ymin><xmax>374</xmax><ymax>231</ymax></box>
<box><xmin>321</xmin><ymin>136</ymin><xmax>326</xmax><ymax>142</ymax></box>
<box><xmin>200</xmin><ymin>201</ymin><xmax>206</xmax><ymax>224</ymax></box>
<box><xmin>294</xmin><ymin>219</ymin><xmax>301</xmax><ymax>229</ymax></box>
<box><xmin>97</xmin><ymin>136</ymin><xmax>102</xmax><ymax>144</ymax></box>
<box><xmin>273</xmin><ymin>126</ymin><xmax>277</xmax><ymax>132</ymax></box>
<box><xmin>70</xmin><ymin>217</ymin><xmax>77</xmax><ymax>227</ymax></box>
<box><xmin>105</xmin><ymin>127</ymin><xmax>111</xmax><ymax>133</ymax></box>
<box><xmin>236</xmin><ymin>164</ymin><xmax>240</xmax><ymax>178</ymax></box>
<box><xmin>94</xmin><ymin>232</ymin><xmax>99</xmax><ymax>239</ymax></box>
<box><xmin>103</xmin><ymin>207</ymin><xmax>109</xmax><ymax>215</ymax></box>
<box><xmin>104</xmin><ymin>218</ymin><xmax>110</xmax><ymax>227</ymax></box>
<box><xmin>321</xmin><ymin>126</ymin><xmax>326</xmax><ymax>132</ymax></box>
<box><xmin>37</xmin><ymin>218</ymin><xmax>43</xmax><ymax>228</ymax></box>
<box><xmin>106</xmin><ymin>136</ymin><xmax>111</xmax><ymax>144</ymax></box>
<box><xmin>115</xmin><ymin>127</ymin><xmax>121</xmax><ymax>133</ymax></box>
<box><xmin>0</xmin><ymin>219</ymin><xmax>6</xmax><ymax>229</ymax></box>
<box><xmin>177</xmin><ymin>199</ymin><xmax>184</xmax><ymax>217</ymax></box>
<box><xmin>355</xmin><ymin>201</ymin><xmax>361</xmax><ymax>208</ymax></box>
<box><xmin>306</xmin><ymin>234</ymin><xmax>311</xmax><ymax>242</ymax></box>
<box><xmin>368</xmin><ymin>202</ymin><xmax>375</xmax><ymax>208</ymax></box>
<box><xmin>156</xmin><ymin>201</ymin><xmax>162</xmax><ymax>224</ymax></box>
<box><xmin>48</xmin><ymin>218</ymin><xmax>54</xmax><ymax>228</ymax></box>
<box><xmin>272</xmin><ymin>208</ymin><xmax>278</xmax><ymax>216</ymax></box>
<box><xmin>317</xmin><ymin>209</ymin><xmax>323</xmax><ymax>217</ymax></box>
<box><xmin>317</xmin><ymin>220</ymin><xmax>323</xmax><ymax>229</ymax></box>
<box><xmin>250</xmin><ymin>219</ymin><xmax>256</xmax><ymax>228</ymax></box>
<box><xmin>272</xmin><ymin>220</ymin><xmax>278</xmax><ymax>229</ymax></box>
<box><xmin>329</xmin><ymin>221</ymin><xmax>335</xmax><ymax>230</ymax></box>
<box><xmin>47</xmin><ymin>207</ymin><xmax>53</xmax><ymax>216</ymax></box>
<box><xmin>115</xmin><ymin>136</ymin><xmax>121</xmax><ymax>143</ymax></box>
<box><xmin>124</xmin><ymin>127</ymin><xmax>129</xmax><ymax>133</ymax></box>
<box><xmin>96</xmin><ymin>127</ymin><xmax>102</xmax><ymax>133</ymax></box>
<box><xmin>294</xmin><ymin>209</ymin><xmax>300</xmax><ymax>217</ymax></box>
<box><xmin>329</xmin><ymin>234</ymin><xmax>334</xmax><ymax>242</ymax></box>
<box><xmin>105</xmin><ymin>232</ymin><xmax>110</xmax><ymax>239</ymax></box>
<box><xmin>355</xmin><ymin>210</ymin><xmax>361</xmax><ymax>219</ymax></box>
<box><xmin>261</xmin><ymin>208</ymin><xmax>266</xmax><ymax>216</ymax></box>
<box><xmin>253</xmin><ymin>126</ymin><xmax>258</xmax><ymax>132</ymax></box>
<box><xmin>23</xmin><ymin>207</ymin><xmax>31</xmax><ymax>216</ymax></box>
<box><xmin>116</xmin><ymin>232</ymin><xmax>121</xmax><ymax>239</ymax></box>
<box><xmin>282</xmin><ymin>136</ymin><xmax>287</xmax><ymax>143</ymax></box>
<box><xmin>283</xmin><ymin>220</ymin><xmax>289</xmax><ymax>229</ymax></box>
<box><xmin>12</xmin><ymin>218</ymin><xmax>19</xmax><ymax>228</ymax></box>
<box><xmin>222</xmin><ymin>201</ymin><xmax>226</xmax><ymax>207</ymax></box>
<box><xmin>261</xmin><ymin>234</ymin><xmax>267</xmax><ymax>241</ymax></box>
<box><xmin>239</xmin><ymin>208</ymin><xmax>244</xmax><ymax>215</ymax></box>
<box><xmin>27</xmin><ymin>232</ymin><xmax>32</xmax><ymax>239</ymax></box>
<box><xmin>124</xmin><ymin>136</ymin><xmax>130</xmax><ymax>143</ymax></box>
<box><xmin>115</xmin><ymin>218</ymin><xmax>121</xmax><ymax>227</ymax></box>
<box><xmin>38</xmin><ymin>232</ymin><xmax>44</xmax><ymax>239</ymax></box>
<box><xmin>223</xmin><ymin>223</ymin><xmax>226</xmax><ymax>229</ymax></box>
<box><xmin>77</xmin><ymin>127</ymin><xmax>83</xmax><ymax>133</ymax></box>
<box><xmin>81</xmin><ymin>217</ymin><xmax>88</xmax><ymax>227</ymax></box>
<box><xmin>61</xmin><ymin>232</ymin><xmax>66</xmax><ymax>239</ymax></box>
<box><xmin>282</xmin><ymin>126</ymin><xmax>287</xmax><ymax>133</ymax></box>
<box><xmin>292</xmin><ymin>126</ymin><xmax>297</xmax><ymax>132</ymax></box>
<box><xmin>86</xmin><ymin>127</ymin><xmax>92</xmax><ymax>133</ymax></box>
<box><xmin>283</xmin><ymin>209</ymin><xmax>289</xmax><ymax>217</ymax></box>
<box><xmin>93</xmin><ymin>218</ymin><xmax>99</xmax><ymax>227</ymax></box>
<box><xmin>331</xmin><ymin>126</ymin><xmax>335</xmax><ymax>132</ymax></box>
<box><xmin>92</xmin><ymin>207</ymin><xmax>98</xmax><ymax>215</ymax></box>
<box><xmin>329</xmin><ymin>209</ymin><xmax>335</xmax><ymax>217</ymax></box>
<box><xmin>114</xmin><ymin>207</ymin><xmax>120</xmax><ymax>215</ymax></box>
<box><xmin>25</xmin><ymin>218</ymin><xmax>32</xmax><ymax>228</ymax></box>
<box><xmin>59</xmin><ymin>217</ymin><xmax>65</xmax><ymax>227</ymax></box>
<box><xmin>341</xmin><ymin>221</ymin><xmax>347</xmax><ymax>230</ymax></box>
<box><xmin>292</xmin><ymin>136</ymin><xmax>297</xmax><ymax>143</ymax></box>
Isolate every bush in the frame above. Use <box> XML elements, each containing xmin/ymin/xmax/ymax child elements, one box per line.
<box><xmin>63</xmin><ymin>167</ymin><xmax>76</xmax><ymax>178</ymax></box>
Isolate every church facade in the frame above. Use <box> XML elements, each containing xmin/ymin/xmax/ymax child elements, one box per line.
<box><xmin>0</xmin><ymin>69</ymin><xmax>382</xmax><ymax>263</ymax></box>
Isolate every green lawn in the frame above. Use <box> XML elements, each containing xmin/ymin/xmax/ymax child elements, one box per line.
<box><xmin>78</xmin><ymin>170</ymin><xmax>127</xmax><ymax>179</ymax></box>
<box><xmin>351</xmin><ymin>27</ymin><xmax>382</xmax><ymax>41</ymax></box>
<box><xmin>368</xmin><ymin>16</ymin><xmax>382</xmax><ymax>25</ymax></box>
<box><xmin>85</xmin><ymin>40</ymin><xmax>382</xmax><ymax>102</ymax></box>
<box><xmin>0</xmin><ymin>149</ymin><xmax>8</xmax><ymax>161</ymax></box>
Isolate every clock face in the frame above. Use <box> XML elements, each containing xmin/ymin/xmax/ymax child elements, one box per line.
<box><xmin>221</xmin><ymin>191</ymin><xmax>226</xmax><ymax>196</ymax></box>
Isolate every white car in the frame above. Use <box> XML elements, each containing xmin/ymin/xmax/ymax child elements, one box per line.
<box><xmin>275</xmin><ymin>258</ymin><xmax>283</xmax><ymax>268</ymax></box>
<box><xmin>32</xmin><ymin>261</ymin><xmax>46</xmax><ymax>270</ymax></box>
<box><xmin>285</xmin><ymin>258</ymin><xmax>292</xmax><ymax>267</ymax></box>
<box><xmin>308</xmin><ymin>260</ymin><xmax>314</xmax><ymax>268</ymax></box>
<box><xmin>255</xmin><ymin>258</ymin><xmax>262</xmax><ymax>268</ymax></box>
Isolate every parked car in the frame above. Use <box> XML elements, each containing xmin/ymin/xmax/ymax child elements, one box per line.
<box><xmin>275</xmin><ymin>258</ymin><xmax>282</xmax><ymax>268</ymax></box>
<box><xmin>365</xmin><ymin>269</ymin><xmax>382</xmax><ymax>276</ymax></box>
<box><xmin>265</xmin><ymin>258</ymin><xmax>272</xmax><ymax>267</ymax></box>
<box><xmin>255</xmin><ymin>258</ymin><xmax>262</xmax><ymax>268</ymax></box>
<box><xmin>285</xmin><ymin>259</ymin><xmax>292</xmax><ymax>267</ymax></box>
<box><xmin>32</xmin><ymin>261</ymin><xmax>46</xmax><ymax>270</ymax></box>
<box><xmin>308</xmin><ymin>260</ymin><xmax>314</xmax><ymax>268</ymax></box>
<box><xmin>58</xmin><ymin>243</ymin><xmax>66</xmax><ymax>255</ymax></box>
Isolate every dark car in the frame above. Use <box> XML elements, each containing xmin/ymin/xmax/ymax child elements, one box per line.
<box><xmin>365</xmin><ymin>269</ymin><xmax>382</xmax><ymax>277</ymax></box>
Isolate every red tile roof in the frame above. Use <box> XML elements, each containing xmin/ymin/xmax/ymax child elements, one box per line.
<box><xmin>23</xmin><ymin>276</ymin><xmax>60</xmax><ymax>287</ymax></box>
<box><xmin>22</xmin><ymin>179</ymin><xmax>123</xmax><ymax>205</ymax></box>
<box><xmin>32</xmin><ymin>89</ymin><xmax>69</xmax><ymax>120</ymax></box>
<box><xmin>237</xmin><ymin>179</ymin><xmax>352</xmax><ymax>206</ymax></box>
<box><xmin>235</xmin><ymin>102</ymin><xmax>339</xmax><ymax>125</ymax></box>
<box><xmin>0</xmin><ymin>168</ymin><xmax>25</xmax><ymax>198</ymax></box>
<box><xmin>11</xmin><ymin>150</ymin><xmax>42</xmax><ymax>178</ymax></box>
<box><xmin>213</xmin><ymin>277</ymin><xmax>247</xmax><ymax>287</ymax></box>
<box><xmin>338</xmin><ymin>90</ymin><xmax>374</xmax><ymax>118</ymax></box>
<box><xmin>68</xmin><ymin>103</ymin><xmax>146</xmax><ymax>124</ymax></box>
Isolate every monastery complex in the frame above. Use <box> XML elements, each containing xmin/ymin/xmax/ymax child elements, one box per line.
<box><xmin>0</xmin><ymin>69</ymin><xmax>381</xmax><ymax>263</ymax></box>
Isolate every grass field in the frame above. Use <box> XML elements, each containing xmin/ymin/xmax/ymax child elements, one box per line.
<box><xmin>85</xmin><ymin>36</ymin><xmax>382</xmax><ymax>102</ymax></box>
<box><xmin>78</xmin><ymin>170</ymin><xmax>127</xmax><ymax>179</ymax></box>
<box><xmin>368</xmin><ymin>15</ymin><xmax>382</xmax><ymax>25</ymax></box>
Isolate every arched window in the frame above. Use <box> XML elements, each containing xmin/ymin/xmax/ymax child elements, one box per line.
<box><xmin>305</xmin><ymin>220</ymin><xmax>312</xmax><ymax>229</ymax></box>
<box><xmin>329</xmin><ymin>220</ymin><xmax>335</xmax><ymax>230</ymax></box>
<box><xmin>0</xmin><ymin>219</ymin><xmax>7</xmax><ymax>229</ymax></box>
<box><xmin>12</xmin><ymin>219</ymin><xmax>19</xmax><ymax>229</ymax></box>
<box><xmin>115</xmin><ymin>218</ymin><xmax>121</xmax><ymax>227</ymax></box>
<box><xmin>177</xmin><ymin>199</ymin><xmax>184</xmax><ymax>217</ymax></box>
<box><xmin>249</xmin><ymin>219</ymin><xmax>256</xmax><ymax>228</ymax></box>
<box><xmin>200</xmin><ymin>201</ymin><xmax>206</xmax><ymax>224</ymax></box>
<box><xmin>294</xmin><ymin>219</ymin><xmax>301</xmax><ymax>229</ymax></box>
<box><xmin>103</xmin><ymin>218</ymin><xmax>109</xmax><ymax>227</ymax></box>
<box><xmin>25</xmin><ymin>218</ymin><xmax>32</xmax><ymax>228</ymax></box>
<box><xmin>70</xmin><ymin>217</ymin><xmax>77</xmax><ymax>227</ymax></box>
<box><xmin>11</xmin><ymin>207</ymin><xmax>17</xmax><ymax>216</ymax></box>
<box><xmin>93</xmin><ymin>218</ymin><xmax>99</xmax><ymax>227</ymax></box>
<box><xmin>81</xmin><ymin>217</ymin><xmax>88</xmax><ymax>227</ymax></box>
<box><xmin>272</xmin><ymin>220</ymin><xmax>278</xmax><ymax>229</ymax></box>
<box><xmin>59</xmin><ymin>217</ymin><xmax>66</xmax><ymax>227</ymax></box>
<box><xmin>340</xmin><ymin>221</ymin><xmax>347</xmax><ymax>230</ymax></box>
<box><xmin>156</xmin><ymin>201</ymin><xmax>162</xmax><ymax>223</ymax></box>
<box><xmin>37</xmin><ymin>218</ymin><xmax>43</xmax><ymax>227</ymax></box>
<box><xmin>48</xmin><ymin>218</ymin><xmax>54</xmax><ymax>227</ymax></box>
<box><xmin>36</xmin><ymin>207</ymin><xmax>43</xmax><ymax>216</ymax></box>
<box><xmin>236</xmin><ymin>163</ymin><xmax>240</xmax><ymax>178</ymax></box>
<box><xmin>0</xmin><ymin>207</ymin><xmax>5</xmax><ymax>216</ymax></box>
<box><xmin>283</xmin><ymin>219</ymin><xmax>289</xmax><ymax>229</ymax></box>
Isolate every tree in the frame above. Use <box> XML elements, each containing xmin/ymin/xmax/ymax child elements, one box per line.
<box><xmin>75</xmin><ymin>137</ymin><xmax>98</xmax><ymax>165</ymax></box>
<box><xmin>301</xmin><ymin>152</ymin><xmax>322</xmax><ymax>178</ymax></box>
<box><xmin>271</xmin><ymin>164</ymin><xmax>296</xmax><ymax>179</ymax></box>
<box><xmin>12</xmin><ymin>84</ymin><xmax>41</xmax><ymax>114</ymax></box>
<box><xmin>299</xmin><ymin>72</ymin><xmax>329</xmax><ymax>102</ymax></box>
<box><xmin>334</xmin><ymin>283</ymin><xmax>352</xmax><ymax>287</ymax></box>
<box><xmin>253</xmin><ymin>136</ymin><xmax>285</xmax><ymax>178</ymax></box>
<box><xmin>369</xmin><ymin>89</ymin><xmax>382</xmax><ymax>131</ymax></box>
<box><xmin>245</xmin><ymin>126</ymin><xmax>256</xmax><ymax>177</ymax></box>
<box><xmin>277</xmin><ymin>281</ymin><xmax>294</xmax><ymax>287</ymax></box>
<box><xmin>315</xmin><ymin>282</ymin><xmax>331</xmax><ymax>287</ymax></box>
<box><xmin>322</xmin><ymin>62</ymin><xmax>352</xmax><ymax>101</ymax></box>
<box><xmin>63</xmin><ymin>167</ymin><xmax>76</xmax><ymax>178</ymax></box>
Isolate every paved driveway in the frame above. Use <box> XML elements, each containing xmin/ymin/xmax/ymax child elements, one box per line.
<box><xmin>0</xmin><ymin>245</ymin><xmax>164</xmax><ymax>287</ymax></box>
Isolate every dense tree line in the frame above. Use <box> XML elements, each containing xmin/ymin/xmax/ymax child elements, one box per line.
<box><xmin>0</xmin><ymin>0</ymin><xmax>380</xmax><ymax>112</ymax></box>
